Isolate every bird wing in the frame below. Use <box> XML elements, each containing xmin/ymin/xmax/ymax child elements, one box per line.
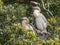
<box><xmin>41</xmin><ymin>13</ymin><xmax>47</xmax><ymax>23</ymax></box>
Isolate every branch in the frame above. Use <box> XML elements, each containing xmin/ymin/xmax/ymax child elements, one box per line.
<box><xmin>41</xmin><ymin>0</ymin><xmax>54</xmax><ymax>17</ymax></box>
<box><xmin>30</xmin><ymin>1</ymin><xmax>39</xmax><ymax>5</ymax></box>
<box><xmin>30</xmin><ymin>0</ymin><xmax>54</xmax><ymax>17</ymax></box>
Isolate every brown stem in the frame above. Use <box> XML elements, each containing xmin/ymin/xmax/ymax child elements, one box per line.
<box><xmin>41</xmin><ymin>0</ymin><xmax>54</xmax><ymax>17</ymax></box>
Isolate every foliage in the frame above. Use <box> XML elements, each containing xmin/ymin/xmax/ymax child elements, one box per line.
<box><xmin>0</xmin><ymin>0</ymin><xmax>60</xmax><ymax>45</ymax></box>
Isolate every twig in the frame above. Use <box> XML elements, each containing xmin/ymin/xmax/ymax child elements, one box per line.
<box><xmin>30</xmin><ymin>0</ymin><xmax>54</xmax><ymax>17</ymax></box>
<box><xmin>30</xmin><ymin>1</ymin><xmax>40</xmax><ymax>5</ymax></box>
<box><xmin>41</xmin><ymin>0</ymin><xmax>54</xmax><ymax>17</ymax></box>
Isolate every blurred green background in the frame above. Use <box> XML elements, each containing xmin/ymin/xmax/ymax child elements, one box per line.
<box><xmin>0</xmin><ymin>0</ymin><xmax>60</xmax><ymax>45</ymax></box>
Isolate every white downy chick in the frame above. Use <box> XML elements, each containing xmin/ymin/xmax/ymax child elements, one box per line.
<box><xmin>33</xmin><ymin>6</ymin><xmax>47</xmax><ymax>33</ymax></box>
<box><xmin>22</xmin><ymin>17</ymin><xmax>35</xmax><ymax>33</ymax></box>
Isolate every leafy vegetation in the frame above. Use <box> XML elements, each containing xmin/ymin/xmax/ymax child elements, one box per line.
<box><xmin>0</xmin><ymin>0</ymin><xmax>60</xmax><ymax>45</ymax></box>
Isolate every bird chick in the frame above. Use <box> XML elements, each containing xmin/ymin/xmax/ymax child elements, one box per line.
<box><xmin>22</xmin><ymin>17</ymin><xmax>35</xmax><ymax>33</ymax></box>
<box><xmin>33</xmin><ymin>6</ymin><xmax>48</xmax><ymax>35</ymax></box>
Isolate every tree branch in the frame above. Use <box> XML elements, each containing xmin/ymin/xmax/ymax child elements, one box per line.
<box><xmin>30</xmin><ymin>1</ymin><xmax>40</xmax><ymax>5</ymax></box>
<box><xmin>41</xmin><ymin>0</ymin><xmax>54</xmax><ymax>17</ymax></box>
<box><xmin>30</xmin><ymin>0</ymin><xmax>54</xmax><ymax>17</ymax></box>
